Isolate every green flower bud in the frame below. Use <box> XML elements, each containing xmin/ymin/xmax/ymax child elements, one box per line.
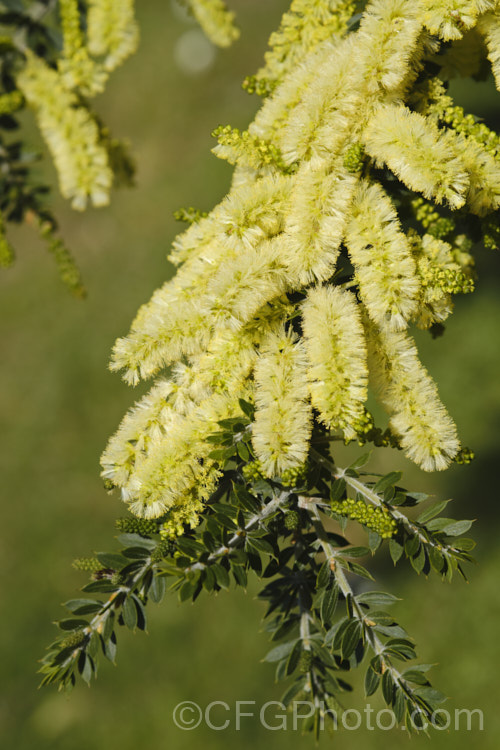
<box><xmin>115</xmin><ymin>517</ymin><xmax>159</xmax><ymax>536</ymax></box>
<box><xmin>72</xmin><ymin>557</ymin><xmax>102</xmax><ymax>572</ymax></box>
<box><xmin>60</xmin><ymin>629</ymin><xmax>87</xmax><ymax>649</ymax></box>
<box><xmin>298</xmin><ymin>650</ymin><xmax>313</xmax><ymax>673</ymax></box>
<box><xmin>331</xmin><ymin>498</ymin><xmax>397</xmax><ymax>538</ymax></box>
<box><xmin>284</xmin><ymin>510</ymin><xmax>300</xmax><ymax>530</ymax></box>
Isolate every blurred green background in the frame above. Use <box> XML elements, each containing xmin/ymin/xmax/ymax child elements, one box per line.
<box><xmin>1</xmin><ymin>1</ymin><xmax>500</xmax><ymax>748</ymax></box>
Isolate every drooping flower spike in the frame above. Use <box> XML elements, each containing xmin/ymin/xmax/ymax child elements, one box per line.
<box><xmin>17</xmin><ymin>0</ymin><xmax>139</xmax><ymax>210</ymax></box>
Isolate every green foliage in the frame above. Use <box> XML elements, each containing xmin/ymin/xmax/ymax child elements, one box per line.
<box><xmin>41</xmin><ymin>412</ymin><xmax>475</xmax><ymax>733</ymax></box>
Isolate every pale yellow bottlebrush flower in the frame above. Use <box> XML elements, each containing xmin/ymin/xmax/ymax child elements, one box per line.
<box><xmin>422</xmin><ymin>0</ymin><xmax>495</xmax><ymax>41</ymax></box>
<box><xmin>301</xmin><ymin>285</ymin><xmax>369</xmax><ymax>441</ymax></box>
<box><xmin>253</xmin><ymin>0</ymin><xmax>356</xmax><ymax>88</ymax></box>
<box><xmin>17</xmin><ymin>54</ymin><xmax>112</xmax><ymax>210</ymax></box>
<box><xmin>87</xmin><ymin>0</ymin><xmax>139</xmax><ymax>72</ymax></box>
<box><xmin>180</xmin><ymin>0</ymin><xmax>239</xmax><ymax>48</ymax></box>
<box><xmin>363</xmin><ymin>103</ymin><xmax>470</xmax><ymax>208</ymax></box>
<box><xmin>252</xmin><ymin>327</ymin><xmax>312</xmax><ymax>477</ymax></box>
<box><xmin>366</xmin><ymin>319</ymin><xmax>460</xmax><ymax>471</ymax></box>
<box><xmin>282</xmin><ymin>162</ymin><xmax>358</xmax><ymax>285</ymax></box>
<box><xmin>477</xmin><ymin>9</ymin><xmax>500</xmax><ymax>89</ymax></box>
<box><xmin>345</xmin><ymin>179</ymin><xmax>420</xmax><ymax>330</ymax></box>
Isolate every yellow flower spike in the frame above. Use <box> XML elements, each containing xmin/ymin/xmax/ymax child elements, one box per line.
<box><xmin>282</xmin><ymin>162</ymin><xmax>358</xmax><ymax>286</ymax></box>
<box><xmin>356</xmin><ymin>0</ymin><xmax>424</xmax><ymax>92</ymax></box>
<box><xmin>180</xmin><ymin>0</ymin><xmax>239</xmax><ymax>48</ymax></box>
<box><xmin>87</xmin><ymin>0</ymin><xmax>139</xmax><ymax>72</ymax></box>
<box><xmin>58</xmin><ymin>0</ymin><xmax>108</xmax><ymax>94</ymax></box>
<box><xmin>253</xmin><ymin>0</ymin><xmax>356</xmax><ymax>89</ymax></box>
<box><xmin>366</xmin><ymin>319</ymin><xmax>460</xmax><ymax>471</ymax></box>
<box><xmin>17</xmin><ymin>54</ymin><xmax>112</xmax><ymax>210</ymax></box>
<box><xmin>252</xmin><ymin>326</ymin><xmax>312</xmax><ymax>478</ymax></box>
<box><xmin>301</xmin><ymin>286</ymin><xmax>368</xmax><ymax>441</ymax></box>
<box><xmin>363</xmin><ymin>103</ymin><xmax>470</xmax><ymax>208</ymax></box>
<box><xmin>422</xmin><ymin>0</ymin><xmax>495</xmax><ymax>41</ymax></box>
<box><xmin>345</xmin><ymin>179</ymin><xmax>420</xmax><ymax>331</ymax></box>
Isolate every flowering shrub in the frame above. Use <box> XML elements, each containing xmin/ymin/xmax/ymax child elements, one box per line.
<box><xmin>29</xmin><ymin>0</ymin><xmax>500</xmax><ymax>735</ymax></box>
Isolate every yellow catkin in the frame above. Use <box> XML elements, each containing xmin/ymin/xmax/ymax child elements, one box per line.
<box><xmin>345</xmin><ymin>180</ymin><xmax>420</xmax><ymax>330</ymax></box>
<box><xmin>252</xmin><ymin>327</ymin><xmax>312</xmax><ymax>477</ymax></box>
<box><xmin>181</xmin><ymin>0</ymin><xmax>239</xmax><ymax>48</ymax></box>
<box><xmin>87</xmin><ymin>0</ymin><xmax>139</xmax><ymax>71</ymax></box>
<box><xmin>17</xmin><ymin>54</ymin><xmax>112</xmax><ymax>210</ymax></box>
<box><xmin>301</xmin><ymin>286</ymin><xmax>368</xmax><ymax>440</ymax></box>
<box><xmin>366</xmin><ymin>320</ymin><xmax>460</xmax><ymax>471</ymax></box>
<box><xmin>363</xmin><ymin>103</ymin><xmax>470</xmax><ymax>209</ymax></box>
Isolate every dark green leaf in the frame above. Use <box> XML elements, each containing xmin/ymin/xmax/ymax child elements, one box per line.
<box><xmin>452</xmin><ymin>538</ymin><xmax>476</xmax><ymax>551</ymax></box>
<box><xmin>341</xmin><ymin>620</ymin><xmax>362</xmax><ymax>660</ymax></box>
<box><xmin>316</xmin><ymin>560</ymin><xmax>331</xmax><ymax>591</ymax></box>
<box><xmin>179</xmin><ymin>579</ymin><xmax>197</xmax><ymax>602</ymax></box>
<box><xmin>202</xmin><ymin>566</ymin><xmax>216</xmax><ymax>592</ymax></box>
<box><xmin>410</xmin><ymin>546</ymin><xmax>426</xmax><ymax>574</ymax></box>
<box><xmin>416</xmin><ymin>500</ymin><xmax>450</xmax><ymax>524</ymax></box>
<box><xmin>57</xmin><ymin>618</ymin><xmax>88</xmax><ymax>631</ymax></box>
<box><xmin>389</xmin><ymin>539</ymin><xmax>403</xmax><ymax>564</ymax></box>
<box><xmin>281</xmin><ymin>678</ymin><xmax>307</xmax><ymax>707</ymax></box>
<box><xmin>368</xmin><ymin>611</ymin><xmax>396</xmax><ymax>626</ymax></box>
<box><xmin>406</xmin><ymin>492</ymin><xmax>429</xmax><ymax>504</ymax></box>
<box><xmin>321</xmin><ymin>583</ymin><xmax>339</xmax><ymax>625</ymax></box>
<box><xmin>70</xmin><ymin>602</ymin><xmax>102</xmax><ymax>616</ymax></box>
<box><xmin>232</xmin><ymin>564</ymin><xmax>247</xmax><ymax>588</ymax></box>
<box><xmin>402</xmin><ymin>670</ymin><xmax>431</xmax><ymax>686</ymax></box>
<box><xmin>122</xmin><ymin>597</ymin><xmax>137</xmax><ymax>630</ymax></box>
<box><xmin>368</xmin><ymin>530</ymin><xmax>382</xmax><ymax>551</ymax></box>
<box><xmin>374</xmin><ymin>472</ymin><xmax>402</xmax><ymax>493</ymax></box>
<box><xmin>247</xmin><ymin>537</ymin><xmax>275</xmax><ymax>556</ymax></box>
<box><xmin>96</xmin><ymin>552</ymin><xmax>126</xmax><ymax>569</ymax></box>
<box><xmin>344</xmin><ymin>546</ymin><xmax>370</xmax><ymax>558</ymax></box>
<box><xmin>236</xmin><ymin>442</ymin><xmax>250</xmax><ymax>461</ymax></box>
<box><xmin>414</xmin><ymin>687</ymin><xmax>447</xmax><ymax>706</ymax></box>
<box><xmin>381</xmin><ymin>670</ymin><xmax>394</xmax><ymax>705</ymax></box>
<box><xmin>364</xmin><ymin>666</ymin><xmax>380</xmax><ymax>697</ymax></box>
<box><xmin>348</xmin><ymin>453</ymin><xmax>371</xmax><ymax>470</ymax></box>
<box><xmin>404</xmin><ymin>535</ymin><xmax>420</xmax><ymax>557</ymax></box>
<box><xmin>176</xmin><ymin>537</ymin><xmax>205</xmax><ymax>556</ymax></box>
<box><xmin>78</xmin><ymin>652</ymin><xmax>92</xmax><ymax>685</ymax></box>
<box><xmin>121</xmin><ymin>546</ymin><xmax>151</xmax><ymax>559</ymax></box>
<box><xmin>213</xmin><ymin>564</ymin><xmax>230</xmax><ymax>590</ymax></box>
<box><xmin>426</xmin><ymin>518</ymin><xmax>473</xmax><ymax>535</ymax></box>
<box><xmin>117</xmin><ymin>533</ymin><xmax>156</xmax><ymax>550</ymax></box>
<box><xmin>64</xmin><ymin>599</ymin><xmax>101</xmax><ymax>613</ymax></box>
<box><xmin>345</xmin><ymin>561</ymin><xmax>375</xmax><ymax>581</ymax></box>
<box><xmin>238</xmin><ymin>398</ymin><xmax>254</xmax><ymax>418</ymax></box>
<box><xmin>428</xmin><ymin>545</ymin><xmax>445</xmax><ymax>572</ymax></box>
<box><xmin>132</xmin><ymin>595</ymin><xmax>147</xmax><ymax>631</ymax></box>
<box><xmin>87</xmin><ymin>631</ymin><xmax>100</xmax><ymax>660</ymax></box>
<box><xmin>102</xmin><ymin>631</ymin><xmax>117</xmax><ymax>662</ymax></box>
<box><xmin>149</xmin><ymin>575</ymin><xmax>166</xmax><ymax>604</ymax></box>
<box><xmin>286</xmin><ymin>640</ymin><xmax>302</xmax><ymax>676</ymax></box>
<box><xmin>393</xmin><ymin>688</ymin><xmax>405</xmax><ymax>723</ymax></box>
<box><xmin>81</xmin><ymin>581</ymin><xmax>118</xmax><ymax>594</ymax></box>
<box><xmin>102</xmin><ymin>612</ymin><xmax>115</xmax><ymax>643</ymax></box>
<box><xmin>357</xmin><ymin>591</ymin><xmax>401</xmax><ymax>607</ymax></box>
<box><xmin>330</xmin><ymin>479</ymin><xmax>346</xmax><ymax>502</ymax></box>
<box><xmin>263</xmin><ymin>640</ymin><xmax>297</xmax><ymax>663</ymax></box>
